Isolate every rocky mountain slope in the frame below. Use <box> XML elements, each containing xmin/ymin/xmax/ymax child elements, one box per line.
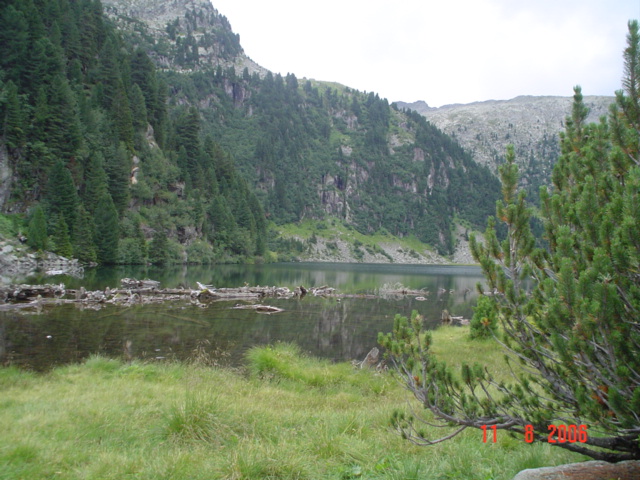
<box><xmin>397</xmin><ymin>96</ymin><xmax>614</xmax><ymax>199</ymax></box>
<box><xmin>97</xmin><ymin>0</ymin><xmax>500</xmax><ymax>256</ymax></box>
<box><xmin>101</xmin><ymin>0</ymin><xmax>266</xmax><ymax>76</ymax></box>
<box><xmin>0</xmin><ymin>0</ymin><xmax>519</xmax><ymax>269</ymax></box>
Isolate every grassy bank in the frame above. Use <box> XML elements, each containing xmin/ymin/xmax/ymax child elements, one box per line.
<box><xmin>0</xmin><ymin>327</ymin><xmax>584</xmax><ymax>479</ymax></box>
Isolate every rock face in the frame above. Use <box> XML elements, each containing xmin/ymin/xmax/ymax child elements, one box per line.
<box><xmin>397</xmin><ymin>96</ymin><xmax>614</xmax><ymax>197</ymax></box>
<box><xmin>0</xmin><ymin>145</ymin><xmax>11</xmax><ymax>211</ymax></box>
<box><xmin>0</xmin><ymin>237</ymin><xmax>83</xmax><ymax>285</ymax></box>
<box><xmin>101</xmin><ymin>0</ymin><xmax>267</xmax><ymax>76</ymax></box>
<box><xmin>399</xmin><ymin>96</ymin><xmax>613</xmax><ymax>170</ymax></box>
<box><xmin>512</xmin><ymin>460</ymin><xmax>640</xmax><ymax>480</ymax></box>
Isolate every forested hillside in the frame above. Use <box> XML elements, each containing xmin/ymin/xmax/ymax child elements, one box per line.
<box><xmin>0</xmin><ymin>0</ymin><xmax>269</xmax><ymax>264</ymax></box>
<box><xmin>0</xmin><ymin>0</ymin><xmax>499</xmax><ymax>264</ymax></box>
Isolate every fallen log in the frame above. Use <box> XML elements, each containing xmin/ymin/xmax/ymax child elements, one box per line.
<box><xmin>0</xmin><ymin>283</ymin><xmax>66</xmax><ymax>302</ymax></box>
<box><xmin>377</xmin><ymin>282</ymin><xmax>430</xmax><ymax>297</ymax></box>
<box><xmin>309</xmin><ymin>285</ymin><xmax>335</xmax><ymax>297</ymax></box>
<box><xmin>231</xmin><ymin>303</ymin><xmax>284</xmax><ymax>314</ymax></box>
<box><xmin>0</xmin><ymin>279</ymin><xmax>346</xmax><ymax>312</ymax></box>
<box><xmin>121</xmin><ymin>278</ymin><xmax>161</xmax><ymax>289</ymax></box>
<box><xmin>198</xmin><ymin>285</ymin><xmax>294</xmax><ymax>301</ymax></box>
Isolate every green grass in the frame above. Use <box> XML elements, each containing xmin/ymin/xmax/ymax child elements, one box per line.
<box><xmin>0</xmin><ymin>212</ymin><xmax>21</xmax><ymax>238</ymax></box>
<box><xmin>0</xmin><ymin>332</ymin><xmax>584</xmax><ymax>479</ymax></box>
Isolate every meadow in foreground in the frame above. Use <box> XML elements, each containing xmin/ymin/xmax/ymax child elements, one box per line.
<box><xmin>0</xmin><ymin>327</ymin><xmax>584</xmax><ymax>480</ymax></box>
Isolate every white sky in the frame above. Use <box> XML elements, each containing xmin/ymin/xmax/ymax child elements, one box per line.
<box><xmin>210</xmin><ymin>0</ymin><xmax>639</xmax><ymax>107</ymax></box>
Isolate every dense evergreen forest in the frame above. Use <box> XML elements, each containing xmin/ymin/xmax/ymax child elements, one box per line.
<box><xmin>0</xmin><ymin>0</ymin><xmax>499</xmax><ymax>264</ymax></box>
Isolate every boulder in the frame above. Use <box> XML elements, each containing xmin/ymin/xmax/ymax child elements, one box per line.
<box><xmin>512</xmin><ymin>460</ymin><xmax>640</xmax><ymax>480</ymax></box>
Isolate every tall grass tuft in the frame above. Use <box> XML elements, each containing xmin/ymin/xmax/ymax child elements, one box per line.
<box><xmin>245</xmin><ymin>342</ymin><xmax>333</xmax><ymax>386</ymax></box>
<box><xmin>164</xmin><ymin>391</ymin><xmax>221</xmax><ymax>443</ymax></box>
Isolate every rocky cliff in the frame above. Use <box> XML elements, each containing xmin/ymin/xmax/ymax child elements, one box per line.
<box><xmin>101</xmin><ymin>0</ymin><xmax>266</xmax><ymax>76</ymax></box>
<box><xmin>0</xmin><ymin>145</ymin><xmax>11</xmax><ymax>211</ymax></box>
<box><xmin>397</xmin><ymin>95</ymin><xmax>614</xmax><ymax>199</ymax></box>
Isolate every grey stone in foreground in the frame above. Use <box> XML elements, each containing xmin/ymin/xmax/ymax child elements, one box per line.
<box><xmin>512</xmin><ymin>460</ymin><xmax>640</xmax><ymax>480</ymax></box>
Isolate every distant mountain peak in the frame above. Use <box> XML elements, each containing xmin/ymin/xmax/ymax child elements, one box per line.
<box><xmin>101</xmin><ymin>0</ymin><xmax>267</xmax><ymax>76</ymax></box>
<box><xmin>394</xmin><ymin>100</ymin><xmax>433</xmax><ymax>112</ymax></box>
<box><xmin>400</xmin><ymin>95</ymin><xmax>614</xmax><ymax>200</ymax></box>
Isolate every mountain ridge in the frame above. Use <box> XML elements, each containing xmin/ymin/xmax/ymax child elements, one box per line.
<box><xmin>101</xmin><ymin>0</ymin><xmax>267</xmax><ymax>76</ymax></box>
<box><xmin>396</xmin><ymin>95</ymin><xmax>614</xmax><ymax>200</ymax></box>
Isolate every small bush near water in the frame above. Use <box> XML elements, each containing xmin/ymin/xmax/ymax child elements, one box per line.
<box><xmin>470</xmin><ymin>294</ymin><xmax>499</xmax><ymax>339</ymax></box>
<box><xmin>0</xmin><ymin>330</ymin><xmax>583</xmax><ymax>479</ymax></box>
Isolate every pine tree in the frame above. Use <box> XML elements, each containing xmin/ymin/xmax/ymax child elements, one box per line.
<box><xmin>51</xmin><ymin>215</ymin><xmax>73</xmax><ymax>258</ymax></box>
<box><xmin>94</xmin><ymin>192</ymin><xmax>119</xmax><ymax>264</ymax></box>
<box><xmin>248</xmin><ymin>192</ymin><xmax>267</xmax><ymax>255</ymax></box>
<box><xmin>81</xmin><ymin>151</ymin><xmax>109</xmax><ymax>214</ymax></box>
<box><xmin>26</xmin><ymin>37</ymin><xmax>65</xmax><ymax>93</ymax></box>
<box><xmin>2</xmin><ymin>80</ymin><xmax>26</xmax><ymax>151</ymax></box>
<box><xmin>27</xmin><ymin>205</ymin><xmax>48</xmax><ymax>251</ymax></box>
<box><xmin>73</xmin><ymin>206</ymin><xmax>97</xmax><ymax>263</ymax></box>
<box><xmin>111</xmin><ymin>79</ymin><xmax>134</xmax><ymax>148</ymax></box>
<box><xmin>78</xmin><ymin>0</ymin><xmax>105</xmax><ymax>73</ymax></box>
<box><xmin>103</xmin><ymin>142</ymin><xmax>131</xmax><ymax>215</ymax></box>
<box><xmin>60</xmin><ymin>10</ymin><xmax>82</xmax><ymax>67</ymax></box>
<box><xmin>206</xmin><ymin>194</ymin><xmax>236</xmax><ymax>246</ymax></box>
<box><xmin>175</xmin><ymin>106</ymin><xmax>201</xmax><ymax>184</ymax></box>
<box><xmin>96</xmin><ymin>35</ymin><xmax>121</xmax><ymax>109</ymax></box>
<box><xmin>130</xmin><ymin>49</ymin><xmax>159</xmax><ymax>125</ymax></box>
<box><xmin>45</xmin><ymin>161</ymin><xmax>79</xmax><ymax>237</ymax></box>
<box><xmin>30</xmin><ymin>86</ymin><xmax>51</xmax><ymax>150</ymax></box>
<box><xmin>379</xmin><ymin>22</ymin><xmax>640</xmax><ymax>462</ymax></box>
<box><xmin>0</xmin><ymin>5</ymin><xmax>29</xmax><ymax>87</ymax></box>
<box><xmin>129</xmin><ymin>83</ymin><xmax>148</xmax><ymax>132</ymax></box>
<box><xmin>34</xmin><ymin>74</ymin><xmax>82</xmax><ymax>161</ymax></box>
<box><xmin>148</xmin><ymin>225</ymin><xmax>169</xmax><ymax>265</ymax></box>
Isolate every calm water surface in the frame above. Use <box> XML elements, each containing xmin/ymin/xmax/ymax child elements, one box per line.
<box><xmin>0</xmin><ymin>263</ymin><xmax>484</xmax><ymax>370</ymax></box>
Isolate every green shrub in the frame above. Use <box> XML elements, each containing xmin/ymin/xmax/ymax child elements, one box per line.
<box><xmin>0</xmin><ymin>213</ymin><xmax>18</xmax><ymax>237</ymax></box>
<box><xmin>118</xmin><ymin>237</ymin><xmax>148</xmax><ymax>264</ymax></box>
<box><xmin>470</xmin><ymin>295</ymin><xmax>498</xmax><ymax>339</ymax></box>
<box><xmin>186</xmin><ymin>240</ymin><xmax>216</xmax><ymax>264</ymax></box>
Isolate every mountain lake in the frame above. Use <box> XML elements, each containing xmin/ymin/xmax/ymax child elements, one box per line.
<box><xmin>0</xmin><ymin>263</ymin><xmax>484</xmax><ymax>371</ymax></box>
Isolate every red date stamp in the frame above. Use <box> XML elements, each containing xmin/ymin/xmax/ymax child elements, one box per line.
<box><xmin>542</xmin><ymin>424</ymin><xmax>588</xmax><ymax>444</ymax></box>
<box><xmin>482</xmin><ymin>424</ymin><xmax>588</xmax><ymax>443</ymax></box>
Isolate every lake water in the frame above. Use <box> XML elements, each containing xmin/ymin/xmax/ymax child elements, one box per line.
<box><xmin>0</xmin><ymin>263</ymin><xmax>485</xmax><ymax>371</ymax></box>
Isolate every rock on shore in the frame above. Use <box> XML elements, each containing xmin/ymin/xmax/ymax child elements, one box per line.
<box><xmin>0</xmin><ymin>237</ymin><xmax>83</xmax><ymax>284</ymax></box>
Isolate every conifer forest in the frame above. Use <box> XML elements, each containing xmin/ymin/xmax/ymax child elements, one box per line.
<box><xmin>0</xmin><ymin>0</ymin><xmax>499</xmax><ymax>265</ymax></box>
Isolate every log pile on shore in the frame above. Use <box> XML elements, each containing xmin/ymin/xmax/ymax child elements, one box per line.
<box><xmin>0</xmin><ymin>279</ymin><xmax>340</xmax><ymax>312</ymax></box>
<box><xmin>0</xmin><ymin>278</ymin><xmax>461</xmax><ymax>316</ymax></box>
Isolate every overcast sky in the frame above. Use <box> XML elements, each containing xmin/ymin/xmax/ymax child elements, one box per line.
<box><xmin>209</xmin><ymin>0</ymin><xmax>639</xmax><ymax>107</ymax></box>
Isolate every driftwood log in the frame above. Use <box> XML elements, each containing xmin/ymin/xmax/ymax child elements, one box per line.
<box><xmin>0</xmin><ymin>279</ymin><xmax>339</xmax><ymax>312</ymax></box>
<box><xmin>231</xmin><ymin>304</ymin><xmax>284</xmax><ymax>314</ymax></box>
<box><xmin>378</xmin><ymin>282</ymin><xmax>430</xmax><ymax>297</ymax></box>
<box><xmin>120</xmin><ymin>278</ymin><xmax>161</xmax><ymax>289</ymax></box>
<box><xmin>0</xmin><ymin>283</ymin><xmax>66</xmax><ymax>302</ymax></box>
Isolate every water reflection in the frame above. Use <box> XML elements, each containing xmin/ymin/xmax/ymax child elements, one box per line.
<box><xmin>23</xmin><ymin>263</ymin><xmax>483</xmax><ymax>294</ymax></box>
<box><xmin>2</xmin><ymin>263</ymin><xmax>484</xmax><ymax>371</ymax></box>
